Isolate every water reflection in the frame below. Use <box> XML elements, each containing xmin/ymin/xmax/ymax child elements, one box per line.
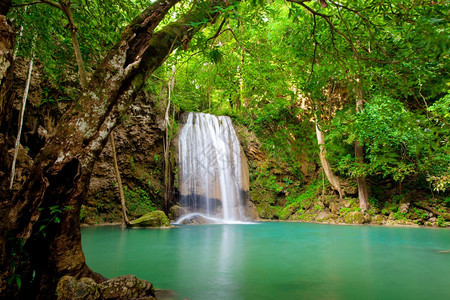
<box><xmin>82</xmin><ymin>223</ymin><xmax>450</xmax><ymax>300</ymax></box>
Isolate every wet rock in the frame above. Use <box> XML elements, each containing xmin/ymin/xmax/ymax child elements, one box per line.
<box><xmin>176</xmin><ymin>213</ymin><xmax>214</xmax><ymax>224</ymax></box>
<box><xmin>256</xmin><ymin>202</ymin><xmax>276</xmax><ymax>219</ymax></box>
<box><xmin>169</xmin><ymin>205</ymin><xmax>187</xmax><ymax>220</ymax></box>
<box><xmin>245</xmin><ymin>201</ymin><xmax>260</xmax><ymax>220</ymax></box>
<box><xmin>129</xmin><ymin>210</ymin><xmax>171</xmax><ymax>227</ymax></box>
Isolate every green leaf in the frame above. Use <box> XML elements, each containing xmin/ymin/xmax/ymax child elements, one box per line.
<box><xmin>16</xmin><ymin>276</ymin><xmax>21</xmax><ymax>289</ymax></box>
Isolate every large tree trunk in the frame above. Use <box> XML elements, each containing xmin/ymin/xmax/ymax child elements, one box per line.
<box><xmin>0</xmin><ymin>0</ymin><xmax>235</xmax><ymax>298</ymax></box>
<box><xmin>315</xmin><ymin>123</ymin><xmax>344</xmax><ymax>199</ymax></box>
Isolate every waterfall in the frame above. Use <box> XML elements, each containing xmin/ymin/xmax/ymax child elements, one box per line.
<box><xmin>177</xmin><ymin>112</ymin><xmax>253</xmax><ymax>224</ymax></box>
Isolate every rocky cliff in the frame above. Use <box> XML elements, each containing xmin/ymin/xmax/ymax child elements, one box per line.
<box><xmin>5</xmin><ymin>58</ymin><xmax>168</xmax><ymax>224</ymax></box>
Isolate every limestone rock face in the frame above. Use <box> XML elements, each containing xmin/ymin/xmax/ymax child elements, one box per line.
<box><xmin>85</xmin><ymin>91</ymin><xmax>166</xmax><ymax>222</ymax></box>
<box><xmin>56</xmin><ymin>275</ymin><xmax>156</xmax><ymax>300</ymax></box>
<box><xmin>129</xmin><ymin>210</ymin><xmax>171</xmax><ymax>227</ymax></box>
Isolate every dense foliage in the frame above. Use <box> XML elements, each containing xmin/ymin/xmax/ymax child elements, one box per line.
<box><xmin>165</xmin><ymin>0</ymin><xmax>449</xmax><ymax>196</ymax></box>
<box><xmin>7</xmin><ymin>0</ymin><xmax>450</xmax><ymax>210</ymax></box>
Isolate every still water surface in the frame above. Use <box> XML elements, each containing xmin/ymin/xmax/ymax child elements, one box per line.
<box><xmin>82</xmin><ymin>222</ymin><xmax>450</xmax><ymax>300</ymax></box>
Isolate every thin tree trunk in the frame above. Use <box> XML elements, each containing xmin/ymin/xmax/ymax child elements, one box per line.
<box><xmin>355</xmin><ymin>81</ymin><xmax>370</xmax><ymax>212</ymax></box>
<box><xmin>41</xmin><ymin>0</ymin><xmax>88</xmax><ymax>89</ymax></box>
<box><xmin>110</xmin><ymin>131</ymin><xmax>129</xmax><ymax>228</ymax></box>
<box><xmin>315</xmin><ymin>122</ymin><xmax>344</xmax><ymax>199</ymax></box>
<box><xmin>68</xmin><ymin>26</ymin><xmax>88</xmax><ymax>89</ymax></box>
<box><xmin>12</xmin><ymin>6</ymin><xmax>27</xmax><ymax>60</ymax></box>
<box><xmin>164</xmin><ymin>65</ymin><xmax>175</xmax><ymax>212</ymax></box>
<box><xmin>10</xmin><ymin>55</ymin><xmax>33</xmax><ymax>190</ymax></box>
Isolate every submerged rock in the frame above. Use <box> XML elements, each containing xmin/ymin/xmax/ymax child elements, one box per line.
<box><xmin>129</xmin><ymin>210</ymin><xmax>171</xmax><ymax>227</ymax></box>
<box><xmin>176</xmin><ymin>213</ymin><xmax>215</xmax><ymax>224</ymax></box>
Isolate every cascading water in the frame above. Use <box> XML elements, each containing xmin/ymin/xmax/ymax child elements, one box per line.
<box><xmin>176</xmin><ymin>112</ymin><xmax>254</xmax><ymax>224</ymax></box>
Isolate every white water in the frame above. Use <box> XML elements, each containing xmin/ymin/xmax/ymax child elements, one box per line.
<box><xmin>177</xmin><ymin>113</ymin><xmax>249</xmax><ymax>224</ymax></box>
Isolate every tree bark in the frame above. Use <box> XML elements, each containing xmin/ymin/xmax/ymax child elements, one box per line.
<box><xmin>110</xmin><ymin>131</ymin><xmax>129</xmax><ymax>228</ymax></box>
<box><xmin>355</xmin><ymin>81</ymin><xmax>370</xmax><ymax>212</ymax></box>
<box><xmin>0</xmin><ymin>0</ymin><xmax>238</xmax><ymax>297</ymax></box>
<box><xmin>315</xmin><ymin>122</ymin><xmax>344</xmax><ymax>199</ymax></box>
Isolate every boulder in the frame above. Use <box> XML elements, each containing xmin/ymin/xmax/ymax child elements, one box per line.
<box><xmin>344</xmin><ymin>211</ymin><xmax>365</xmax><ymax>224</ymax></box>
<box><xmin>129</xmin><ymin>210</ymin><xmax>171</xmax><ymax>227</ymax></box>
<box><xmin>56</xmin><ymin>276</ymin><xmax>100</xmax><ymax>300</ymax></box>
<box><xmin>399</xmin><ymin>196</ymin><xmax>411</xmax><ymax>213</ymax></box>
<box><xmin>256</xmin><ymin>202</ymin><xmax>276</xmax><ymax>219</ymax></box>
<box><xmin>371</xmin><ymin>214</ymin><xmax>385</xmax><ymax>225</ymax></box>
<box><xmin>56</xmin><ymin>275</ymin><xmax>156</xmax><ymax>300</ymax></box>
<box><xmin>169</xmin><ymin>205</ymin><xmax>187</xmax><ymax>220</ymax></box>
<box><xmin>176</xmin><ymin>213</ymin><xmax>215</xmax><ymax>224</ymax></box>
<box><xmin>98</xmin><ymin>275</ymin><xmax>156</xmax><ymax>300</ymax></box>
<box><xmin>316</xmin><ymin>209</ymin><xmax>331</xmax><ymax>221</ymax></box>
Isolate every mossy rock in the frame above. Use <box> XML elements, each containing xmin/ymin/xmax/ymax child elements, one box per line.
<box><xmin>256</xmin><ymin>202</ymin><xmax>276</xmax><ymax>219</ymax></box>
<box><xmin>291</xmin><ymin>212</ymin><xmax>317</xmax><ymax>221</ymax></box>
<box><xmin>316</xmin><ymin>209</ymin><xmax>331</xmax><ymax>222</ymax></box>
<box><xmin>441</xmin><ymin>213</ymin><xmax>450</xmax><ymax>221</ymax></box>
<box><xmin>371</xmin><ymin>214</ymin><xmax>385</xmax><ymax>225</ymax></box>
<box><xmin>250</xmin><ymin>187</ymin><xmax>277</xmax><ymax>205</ymax></box>
<box><xmin>279</xmin><ymin>202</ymin><xmax>300</xmax><ymax>220</ymax></box>
<box><xmin>130</xmin><ymin>211</ymin><xmax>171</xmax><ymax>227</ymax></box>
<box><xmin>168</xmin><ymin>205</ymin><xmax>187</xmax><ymax>220</ymax></box>
<box><xmin>344</xmin><ymin>211</ymin><xmax>365</xmax><ymax>224</ymax></box>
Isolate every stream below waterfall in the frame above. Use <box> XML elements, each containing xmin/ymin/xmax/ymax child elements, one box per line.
<box><xmin>82</xmin><ymin>222</ymin><xmax>450</xmax><ymax>300</ymax></box>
